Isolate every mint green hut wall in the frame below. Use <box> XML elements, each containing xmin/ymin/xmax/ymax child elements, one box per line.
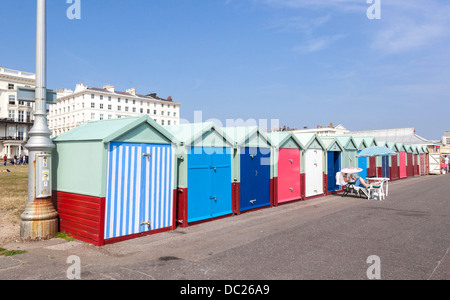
<box><xmin>223</xmin><ymin>126</ymin><xmax>273</xmax><ymax>212</ymax></box>
<box><xmin>266</xmin><ymin>131</ymin><xmax>304</xmax><ymax>179</ymax></box>
<box><xmin>319</xmin><ymin>136</ymin><xmax>344</xmax><ymax>175</ymax></box>
<box><xmin>164</xmin><ymin>122</ymin><xmax>235</xmax><ymax>190</ymax></box>
<box><xmin>293</xmin><ymin>133</ymin><xmax>327</xmax><ymax>199</ymax></box>
<box><xmin>332</xmin><ymin>135</ymin><xmax>359</xmax><ymax>169</ymax></box>
<box><xmin>164</xmin><ymin>122</ymin><xmax>235</xmax><ymax>225</ymax></box>
<box><xmin>222</xmin><ymin>126</ymin><xmax>273</xmax><ymax>183</ymax></box>
<box><xmin>52</xmin><ymin>116</ymin><xmax>177</xmax><ymax>198</ymax></box>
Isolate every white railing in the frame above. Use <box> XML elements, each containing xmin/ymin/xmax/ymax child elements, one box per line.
<box><xmin>0</xmin><ymin>67</ymin><xmax>35</xmax><ymax>78</ymax></box>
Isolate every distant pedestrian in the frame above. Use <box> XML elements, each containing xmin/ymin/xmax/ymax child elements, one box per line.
<box><xmin>445</xmin><ymin>155</ymin><xmax>449</xmax><ymax>174</ymax></box>
<box><xmin>3</xmin><ymin>154</ymin><xmax>7</xmax><ymax>166</ymax></box>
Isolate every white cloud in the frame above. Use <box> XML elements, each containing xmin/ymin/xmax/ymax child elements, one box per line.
<box><xmin>292</xmin><ymin>34</ymin><xmax>346</xmax><ymax>53</ymax></box>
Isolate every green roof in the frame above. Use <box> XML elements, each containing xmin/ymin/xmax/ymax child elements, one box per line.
<box><xmin>319</xmin><ymin>136</ymin><xmax>344</xmax><ymax>151</ymax></box>
<box><xmin>266</xmin><ymin>132</ymin><xmax>304</xmax><ymax>149</ymax></box>
<box><xmin>332</xmin><ymin>135</ymin><xmax>358</xmax><ymax>150</ymax></box>
<box><xmin>223</xmin><ymin>126</ymin><xmax>272</xmax><ymax>147</ymax></box>
<box><xmin>164</xmin><ymin>122</ymin><xmax>234</xmax><ymax>147</ymax></box>
<box><xmin>53</xmin><ymin>115</ymin><xmax>175</xmax><ymax>144</ymax></box>
<box><xmin>292</xmin><ymin>132</ymin><xmax>326</xmax><ymax>150</ymax></box>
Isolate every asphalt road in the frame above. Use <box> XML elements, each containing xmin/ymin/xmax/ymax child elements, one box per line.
<box><xmin>1</xmin><ymin>174</ymin><xmax>449</xmax><ymax>282</ymax></box>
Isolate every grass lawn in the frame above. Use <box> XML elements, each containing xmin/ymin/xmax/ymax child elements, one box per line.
<box><xmin>0</xmin><ymin>165</ymin><xmax>29</xmax><ymax>222</ymax></box>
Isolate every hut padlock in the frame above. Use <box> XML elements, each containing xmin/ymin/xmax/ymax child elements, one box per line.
<box><xmin>250</xmin><ymin>154</ymin><xmax>256</xmax><ymax>159</ymax></box>
<box><xmin>289</xmin><ymin>159</ymin><xmax>293</xmax><ymax>164</ymax></box>
<box><xmin>289</xmin><ymin>188</ymin><xmax>294</xmax><ymax>192</ymax></box>
<box><xmin>141</xmin><ymin>221</ymin><xmax>151</xmax><ymax>228</ymax></box>
<box><xmin>210</xmin><ymin>196</ymin><xmax>217</xmax><ymax>201</ymax></box>
<box><xmin>142</xmin><ymin>153</ymin><xmax>151</xmax><ymax>158</ymax></box>
<box><xmin>250</xmin><ymin>200</ymin><xmax>256</xmax><ymax>205</ymax></box>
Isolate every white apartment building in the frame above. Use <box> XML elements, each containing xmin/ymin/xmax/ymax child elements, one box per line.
<box><xmin>291</xmin><ymin>123</ymin><xmax>350</xmax><ymax>136</ymax></box>
<box><xmin>48</xmin><ymin>83</ymin><xmax>181</xmax><ymax>137</ymax></box>
<box><xmin>0</xmin><ymin>66</ymin><xmax>36</xmax><ymax>159</ymax></box>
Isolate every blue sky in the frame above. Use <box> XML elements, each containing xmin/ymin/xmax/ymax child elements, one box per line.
<box><xmin>1</xmin><ymin>0</ymin><xmax>449</xmax><ymax>139</ymax></box>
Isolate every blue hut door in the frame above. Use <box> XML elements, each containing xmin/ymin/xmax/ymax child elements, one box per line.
<box><xmin>105</xmin><ymin>143</ymin><xmax>174</xmax><ymax>240</ymax></box>
<box><xmin>187</xmin><ymin>147</ymin><xmax>232</xmax><ymax>223</ymax></box>
<box><xmin>382</xmin><ymin>156</ymin><xmax>390</xmax><ymax>178</ymax></box>
<box><xmin>358</xmin><ymin>151</ymin><xmax>368</xmax><ymax>179</ymax></box>
<box><xmin>240</xmin><ymin>148</ymin><xmax>271</xmax><ymax>212</ymax></box>
<box><xmin>327</xmin><ymin>151</ymin><xmax>341</xmax><ymax>193</ymax></box>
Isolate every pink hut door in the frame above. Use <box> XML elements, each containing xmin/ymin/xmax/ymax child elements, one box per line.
<box><xmin>278</xmin><ymin>148</ymin><xmax>301</xmax><ymax>203</ymax></box>
<box><xmin>399</xmin><ymin>152</ymin><xmax>407</xmax><ymax>178</ymax></box>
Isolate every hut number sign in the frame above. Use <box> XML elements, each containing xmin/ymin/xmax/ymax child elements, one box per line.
<box><xmin>36</xmin><ymin>153</ymin><xmax>52</xmax><ymax>199</ymax></box>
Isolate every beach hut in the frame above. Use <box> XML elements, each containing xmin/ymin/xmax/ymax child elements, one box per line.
<box><xmin>293</xmin><ymin>133</ymin><xmax>326</xmax><ymax>199</ymax></box>
<box><xmin>419</xmin><ymin>145</ymin><xmax>429</xmax><ymax>175</ymax></box>
<box><xmin>52</xmin><ymin>116</ymin><xmax>177</xmax><ymax>246</ymax></box>
<box><xmin>334</xmin><ymin>136</ymin><xmax>359</xmax><ymax>170</ymax></box>
<box><xmin>267</xmin><ymin>132</ymin><xmax>304</xmax><ymax>206</ymax></box>
<box><xmin>411</xmin><ymin>145</ymin><xmax>420</xmax><ymax>176</ymax></box>
<box><xmin>397</xmin><ymin>143</ymin><xmax>408</xmax><ymax>179</ymax></box>
<box><xmin>353</xmin><ymin>137</ymin><xmax>369</xmax><ymax>179</ymax></box>
<box><xmin>362</xmin><ymin>137</ymin><xmax>378</xmax><ymax>178</ymax></box>
<box><xmin>224</xmin><ymin>126</ymin><xmax>273</xmax><ymax>214</ymax></box>
<box><xmin>164</xmin><ymin>122</ymin><xmax>234</xmax><ymax>227</ymax></box>
<box><xmin>405</xmin><ymin>145</ymin><xmax>414</xmax><ymax>177</ymax></box>
<box><xmin>320</xmin><ymin>136</ymin><xmax>344</xmax><ymax>195</ymax></box>
<box><xmin>374</xmin><ymin>141</ymin><xmax>390</xmax><ymax>179</ymax></box>
<box><xmin>417</xmin><ymin>146</ymin><xmax>426</xmax><ymax>176</ymax></box>
<box><xmin>386</xmin><ymin>142</ymin><xmax>400</xmax><ymax>180</ymax></box>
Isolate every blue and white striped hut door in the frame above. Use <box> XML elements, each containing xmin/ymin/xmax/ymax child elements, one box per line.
<box><xmin>105</xmin><ymin>143</ymin><xmax>174</xmax><ymax>240</ymax></box>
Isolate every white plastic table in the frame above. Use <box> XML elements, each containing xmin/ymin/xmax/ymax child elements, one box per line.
<box><xmin>366</xmin><ymin>177</ymin><xmax>390</xmax><ymax>200</ymax></box>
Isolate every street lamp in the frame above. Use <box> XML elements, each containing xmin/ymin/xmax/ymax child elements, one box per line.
<box><xmin>20</xmin><ymin>0</ymin><xmax>58</xmax><ymax>241</ymax></box>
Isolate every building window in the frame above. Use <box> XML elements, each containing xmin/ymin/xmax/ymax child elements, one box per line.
<box><xmin>161</xmin><ymin>111</ymin><xmax>164</xmax><ymax>116</ymax></box>
<box><xmin>117</xmin><ymin>106</ymin><xmax>121</xmax><ymax>111</ymax></box>
<box><xmin>9</xmin><ymin>95</ymin><xmax>15</xmax><ymax>104</ymax></box>
<box><xmin>108</xmin><ymin>115</ymin><xmax>112</xmax><ymax>119</ymax></box>
<box><xmin>91</xmin><ymin>103</ymin><xmax>95</xmax><ymax>108</ymax></box>
<box><xmin>132</xmin><ymin>107</ymin><xmax>136</xmax><ymax>113</ymax></box>
<box><xmin>8</xmin><ymin>110</ymin><xmax>15</xmax><ymax>119</ymax></box>
<box><xmin>108</xmin><ymin>105</ymin><xmax>112</xmax><ymax>110</ymax></box>
<box><xmin>8</xmin><ymin>127</ymin><xmax>15</xmax><ymax>138</ymax></box>
<box><xmin>140</xmin><ymin>108</ymin><xmax>144</xmax><ymax>113</ymax></box>
<box><xmin>161</xmin><ymin>120</ymin><xmax>165</xmax><ymax>125</ymax></box>
<box><xmin>100</xmin><ymin>95</ymin><xmax>103</xmax><ymax>100</ymax></box>
<box><xmin>8</xmin><ymin>83</ymin><xmax>15</xmax><ymax>90</ymax></box>
<box><xmin>100</xmin><ymin>104</ymin><xmax>104</xmax><ymax>109</ymax></box>
<box><xmin>173</xmin><ymin>112</ymin><xmax>177</xmax><ymax>117</ymax></box>
<box><xmin>108</xmin><ymin>97</ymin><xmax>112</xmax><ymax>101</ymax></box>
<box><xmin>91</xmin><ymin>94</ymin><xmax>95</xmax><ymax>99</ymax></box>
<box><xmin>18</xmin><ymin>111</ymin><xmax>24</xmax><ymax>122</ymax></box>
<box><xmin>168</xmin><ymin>121</ymin><xmax>171</xmax><ymax>125</ymax></box>
<box><xmin>99</xmin><ymin>114</ymin><xmax>104</xmax><ymax>120</ymax></box>
<box><xmin>132</xmin><ymin>100</ymin><xmax>136</xmax><ymax>105</ymax></box>
<box><xmin>118</xmin><ymin>98</ymin><xmax>121</xmax><ymax>103</ymax></box>
<box><xmin>91</xmin><ymin>113</ymin><xmax>95</xmax><ymax>120</ymax></box>
<box><xmin>125</xmin><ymin>99</ymin><xmax>128</xmax><ymax>104</ymax></box>
<box><xmin>154</xmin><ymin>110</ymin><xmax>157</xmax><ymax>115</ymax></box>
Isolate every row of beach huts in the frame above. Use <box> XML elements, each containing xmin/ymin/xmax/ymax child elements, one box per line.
<box><xmin>50</xmin><ymin>116</ymin><xmax>434</xmax><ymax>246</ymax></box>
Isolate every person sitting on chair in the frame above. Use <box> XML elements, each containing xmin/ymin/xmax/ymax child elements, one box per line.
<box><xmin>347</xmin><ymin>173</ymin><xmax>371</xmax><ymax>189</ymax></box>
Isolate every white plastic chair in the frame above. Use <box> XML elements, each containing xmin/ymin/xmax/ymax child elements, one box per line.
<box><xmin>337</xmin><ymin>172</ymin><xmax>369</xmax><ymax>199</ymax></box>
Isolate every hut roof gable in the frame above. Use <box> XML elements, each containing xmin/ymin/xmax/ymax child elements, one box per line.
<box><xmin>53</xmin><ymin>116</ymin><xmax>175</xmax><ymax>144</ymax></box>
